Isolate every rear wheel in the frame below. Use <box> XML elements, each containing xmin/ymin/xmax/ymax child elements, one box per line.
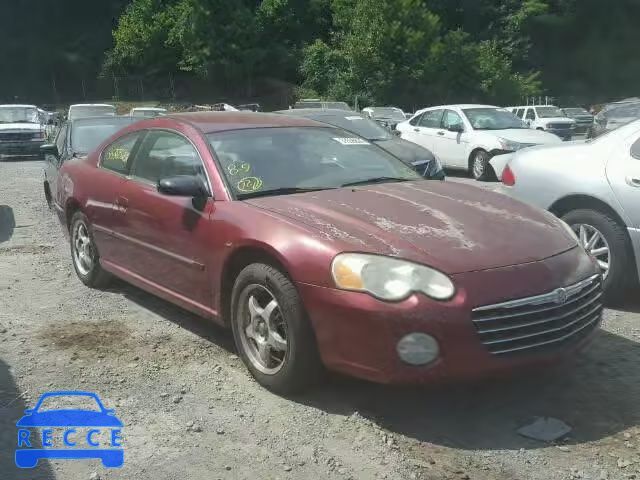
<box><xmin>69</xmin><ymin>211</ymin><xmax>111</xmax><ymax>288</ymax></box>
<box><xmin>231</xmin><ymin>263</ymin><xmax>322</xmax><ymax>394</ymax></box>
<box><xmin>561</xmin><ymin>209</ymin><xmax>634</xmax><ymax>301</ymax></box>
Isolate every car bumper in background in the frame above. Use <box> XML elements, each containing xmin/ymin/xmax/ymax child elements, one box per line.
<box><xmin>547</xmin><ymin>128</ymin><xmax>573</xmax><ymax>140</ymax></box>
<box><xmin>0</xmin><ymin>140</ymin><xmax>44</xmax><ymax>158</ymax></box>
<box><xmin>299</xmin><ymin>247</ymin><xmax>601</xmax><ymax>385</ymax></box>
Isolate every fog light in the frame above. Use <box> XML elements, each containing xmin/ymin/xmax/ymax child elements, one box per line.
<box><xmin>396</xmin><ymin>333</ymin><xmax>439</xmax><ymax>366</ymax></box>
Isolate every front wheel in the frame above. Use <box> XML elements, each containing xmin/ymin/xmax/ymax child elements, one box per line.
<box><xmin>470</xmin><ymin>150</ymin><xmax>492</xmax><ymax>181</ymax></box>
<box><xmin>562</xmin><ymin>209</ymin><xmax>635</xmax><ymax>301</ymax></box>
<box><xmin>230</xmin><ymin>263</ymin><xmax>323</xmax><ymax>394</ymax></box>
<box><xmin>69</xmin><ymin>211</ymin><xmax>111</xmax><ymax>288</ymax></box>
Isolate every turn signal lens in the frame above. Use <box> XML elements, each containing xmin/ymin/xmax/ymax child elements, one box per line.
<box><xmin>333</xmin><ymin>260</ymin><xmax>365</xmax><ymax>289</ymax></box>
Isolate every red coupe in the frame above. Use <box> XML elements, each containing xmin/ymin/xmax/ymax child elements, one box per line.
<box><xmin>52</xmin><ymin>112</ymin><xmax>603</xmax><ymax>393</ymax></box>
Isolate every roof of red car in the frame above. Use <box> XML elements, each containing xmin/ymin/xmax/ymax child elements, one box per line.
<box><xmin>167</xmin><ymin>111</ymin><xmax>323</xmax><ymax>133</ymax></box>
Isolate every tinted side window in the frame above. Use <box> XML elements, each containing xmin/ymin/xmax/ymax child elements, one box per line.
<box><xmin>442</xmin><ymin>110</ymin><xmax>463</xmax><ymax>129</ymax></box>
<box><xmin>526</xmin><ymin>109</ymin><xmax>536</xmax><ymax>120</ymax></box>
<box><xmin>631</xmin><ymin>137</ymin><xmax>640</xmax><ymax>160</ymax></box>
<box><xmin>516</xmin><ymin>108</ymin><xmax>525</xmax><ymax>119</ymax></box>
<box><xmin>101</xmin><ymin>132</ymin><xmax>141</xmax><ymax>174</ymax></box>
<box><xmin>419</xmin><ymin>110</ymin><xmax>443</xmax><ymax>128</ymax></box>
<box><xmin>55</xmin><ymin>125</ymin><xmax>68</xmax><ymax>159</ymax></box>
<box><xmin>131</xmin><ymin>131</ymin><xmax>206</xmax><ymax>185</ymax></box>
<box><xmin>409</xmin><ymin>113</ymin><xmax>423</xmax><ymax>126</ymax></box>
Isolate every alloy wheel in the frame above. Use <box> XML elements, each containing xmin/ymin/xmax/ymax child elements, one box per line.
<box><xmin>236</xmin><ymin>284</ymin><xmax>288</xmax><ymax>375</ymax></box>
<box><xmin>473</xmin><ymin>153</ymin><xmax>485</xmax><ymax>178</ymax></box>
<box><xmin>572</xmin><ymin>223</ymin><xmax>611</xmax><ymax>278</ymax></box>
<box><xmin>72</xmin><ymin>221</ymin><xmax>95</xmax><ymax>276</ymax></box>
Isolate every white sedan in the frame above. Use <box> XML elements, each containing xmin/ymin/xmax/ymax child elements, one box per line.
<box><xmin>396</xmin><ymin>104</ymin><xmax>562</xmax><ymax>180</ymax></box>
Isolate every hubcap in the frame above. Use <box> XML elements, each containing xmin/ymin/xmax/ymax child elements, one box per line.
<box><xmin>72</xmin><ymin>222</ymin><xmax>94</xmax><ymax>275</ymax></box>
<box><xmin>572</xmin><ymin>223</ymin><xmax>611</xmax><ymax>278</ymax></box>
<box><xmin>473</xmin><ymin>153</ymin><xmax>485</xmax><ymax>178</ymax></box>
<box><xmin>236</xmin><ymin>284</ymin><xmax>288</xmax><ymax>375</ymax></box>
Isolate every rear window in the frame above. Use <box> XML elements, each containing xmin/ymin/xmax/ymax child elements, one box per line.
<box><xmin>71</xmin><ymin>118</ymin><xmax>135</xmax><ymax>154</ymax></box>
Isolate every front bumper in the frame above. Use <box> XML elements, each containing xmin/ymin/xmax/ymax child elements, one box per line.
<box><xmin>299</xmin><ymin>247</ymin><xmax>600</xmax><ymax>384</ymax></box>
<box><xmin>547</xmin><ymin>128</ymin><xmax>573</xmax><ymax>140</ymax></box>
<box><xmin>0</xmin><ymin>140</ymin><xmax>44</xmax><ymax>157</ymax></box>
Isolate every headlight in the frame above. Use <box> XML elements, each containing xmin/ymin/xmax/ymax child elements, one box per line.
<box><xmin>498</xmin><ymin>138</ymin><xmax>526</xmax><ymax>152</ymax></box>
<box><xmin>558</xmin><ymin>218</ymin><xmax>580</xmax><ymax>245</ymax></box>
<box><xmin>331</xmin><ymin>253</ymin><xmax>455</xmax><ymax>301</ymax></box>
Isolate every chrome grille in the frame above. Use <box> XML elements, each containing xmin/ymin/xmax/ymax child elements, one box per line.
<box><xmin>0</xmin><ymin>132</ymin><xmax>36</xmax><ymax>142</ymax></box>
<box><xmin>548</xmin><ymin>123</ymin><xmax>572</xmax><ymax>130</ymax></box>
<box><xmin>472</xmin><ymin>274</ymin><xmax>602</xmax><ymax>355</ymax></box>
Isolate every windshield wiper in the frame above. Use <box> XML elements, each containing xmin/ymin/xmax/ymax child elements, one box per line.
<box><xmin>237</xmin><ymin>186</ymin><xmax>332</xmax><ymax>199</ymax></box>
<box><xmin>341</xmin><ymin>176</ymin><xmax>411</xmax><ymax>187</ymax></box>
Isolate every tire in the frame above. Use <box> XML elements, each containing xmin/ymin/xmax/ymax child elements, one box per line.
<box><xmin>470</xmin><ymin>149</ymin><xmax>492</xmax><ymax>181</ymax></box>
<box><xmin>69</xmin><ymin>211</ymin><xmax>111</xmax><ymax>288</ymax></box>
<box><xmin>44</xmin><ymin>183</ymin><xmax>52</xmax><ymax>210</ymax></box>
<box><xmin>230</xmin><ymin>263</ymin><xmax>323</xmax><ymax>394</ymax></box>
<box><xmin>561</xmin><ymin>209</ymin><xmax>634</xmax><ymax>301</ymax></box>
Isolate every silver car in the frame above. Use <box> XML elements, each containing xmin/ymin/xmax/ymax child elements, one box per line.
<box><xmin>502</xmin><ymin>119</ymin><xmax>640</xmax><ymax>300</ymax></box>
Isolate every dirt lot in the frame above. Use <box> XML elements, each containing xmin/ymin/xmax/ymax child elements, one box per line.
<box><xmin>1</xmin><ymin>160</ymin><xmax>639</xmax><ymax>480</ymax></box>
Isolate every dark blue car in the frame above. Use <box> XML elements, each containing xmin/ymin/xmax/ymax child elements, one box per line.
<box><xmin>16</xmin><ymin>391</ymin><xmax>123</xmax><ymax>468</ymax></box>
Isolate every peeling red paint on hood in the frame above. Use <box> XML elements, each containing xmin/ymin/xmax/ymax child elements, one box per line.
<box><xmin>245</xmin><ymin>181</ymin><xmax>576</xmax><ymax>274</ymax></box>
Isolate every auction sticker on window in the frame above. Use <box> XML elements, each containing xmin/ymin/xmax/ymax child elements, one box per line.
<box><xmin>332</xmin><ymin>137</ymin><xmax>370</xmax><ymax>145</ymax></box>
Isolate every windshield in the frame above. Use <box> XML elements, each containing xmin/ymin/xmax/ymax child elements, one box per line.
<box><xmin>463</xmin><ymin>108</ymin><xmax>526</xmax><ymax>130</ymax></box>
<box><xmin>535</xmin><ymin>106</ymin><xmax>566</xmax><ymax>118</ymax></box>
<box><xmin>69</xmin><ymin>105</ymin><xmax>116</xmax><ymax>120</ymax></box>
<box><xmin>368</xmin><ymin>108</ymin><xmax>406</xmax><ymax>122</ymax></box>
<box><xmin>313</xmin><ymin>114</ymin><xmax>392</xmax><ymax>140</ymax></box>
<box><xmin>605</xmin><ymin>103</ymin><xmax>640</xmax><ymax>119</ymax></box>
<box><xmin>71</xmin><ymin>118</ymin><xmax>135</xmax><ymax>154</ymax></box>
<box><xmin>208</xmin><ymin>127</ymin><xmax>420</xmax><ymax>199</ymax></box>
<box><xmin>564</xmin><ymin>108</ymin><xmax>589</xmax><ymax>115</ymax></box>
<box><xmin>0</xmin><ymin>107</ymin><xmax>39</xmax><ymax>124</ymax></box>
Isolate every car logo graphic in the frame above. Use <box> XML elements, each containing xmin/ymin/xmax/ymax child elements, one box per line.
<box><xmin>553</xmin><ymin>288</ymin><xmax>568</xmax><ymax>305</ymax></box>
<box><xmin>15</xmin><ymin>391</ymin><xmax>123</xmax><ymax>468</ymax></box>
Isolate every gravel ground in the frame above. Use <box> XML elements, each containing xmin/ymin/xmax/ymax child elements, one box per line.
<box><xmin>1</xmin><ymin>160</ymin><xmax>639</xmax><ymax>480</ymax></box>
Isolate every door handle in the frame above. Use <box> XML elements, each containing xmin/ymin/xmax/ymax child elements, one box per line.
<box><xmin>413</xmin><ymin>128</ymin><xmax>420</xmax><ymax>132</ymax></box>
<box><xmin>115</xmin><ymin>196</ymin><xmax>129</xmax><ymax>213</ymax></box>
<box><xmin>625</xmin><ymin>176</ymin><xmax>640</xmax><ymax>187</ymax></box>
<box><xmin>437</xmin><ymin>131</ymin><xmax>445</xmax><ymax>136</ymax></box>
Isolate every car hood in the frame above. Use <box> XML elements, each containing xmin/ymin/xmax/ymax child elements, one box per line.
<box><xmin>16</xmin><ymin>410</ymin><xmax>123</xmax><ymax>427</ymax></box>
<box><xmin>373</xmin><ymin>137</ymin><xmax>435</xmax><ymax>164</ymax></box>
<box><xmin>0</xmin><ymin>123</ymin><xmax>41</xmax><ymax>131</ymax></box>
<box><xmin>486</xmin><ymin>129</ymin><xmax>562</xmax><ymax>144</ymax></box>
<box><xmin>245</xmin><ymin>181</ymin><xmax>576</xmax><ymax>274</ymax></box>
<box><xmin>540</xmin><ymin>117</ymin><xmax>574</xmax><ymax>124</ymax></box>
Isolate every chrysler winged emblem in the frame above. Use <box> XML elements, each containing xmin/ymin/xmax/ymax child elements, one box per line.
<box><xmin>553</xmin><ymin>287</ymin><xmax>568</xmax><ymax>304</ymax></box>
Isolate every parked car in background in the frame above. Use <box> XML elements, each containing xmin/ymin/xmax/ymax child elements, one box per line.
<box><xmin>562</xmin><ymin>107</ymin><xmax>594</xmax><ymax>134</ymax></box>
<box><xmin>396</xmin><ymin>105</ymin><xmax>561</xmax><ymax>180</ymax></box>
<box><xmin>42</xmin><ymin>115</ymin><xmax>137</xmax><ymax>210</ymax></box>
<box><xmin>293</xmin><ymin>99</ymin><xmax>352</xmax><ymax>110</ymax></box>
<box><xmin>55</xmin><ymin>111</ymin><xmax>601</xmax><ymax>393</ymax></box>
<box><xmin>130</xmin><ymin>107</ymin><xmax>167</xmax><ymax>118</ymax></box>
<box><xmin>276</xmin><ymin>108</ymin><xmax>444</xmax><ymax>179</ymax></box>
<box><xmin>508</xmin><ymin>105</ymin><xmax>575</xmax><ymax>140</ymax></box>
<box><xmin>237</xmin><ymin>103</ymin><xmax>261</xmax><ymax>112</ymax></box>
<box><xmin>501</xmin><ymin>119</ymin><xmax>640</xmax><ymax>299</ymax></box>
<box><xmin>361</xmin><ymin>106</ymin><xmax>407</xmax><ymax>130</ymax></box>
<box><xmin>587</xmin><ymin>100</ymin><xmax>640</xmax><ymax>139</ymax></box>
<box><xmin>0</xmin><ymin>104</ymin><xmax>46</xmax><ymax>159</ymax></box>
<box><xmin>68</xmin><ymin>104</ymin><xmax>116</xmax><ymax>120</ymax></box>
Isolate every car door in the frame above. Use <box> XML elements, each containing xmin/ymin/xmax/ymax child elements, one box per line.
<box><xmin>607</xmin><ymin>132</ymin><xmax>640</xmax><ymax>228</ymax></box>
<box><xmin>432</xmin><ymin>109</ymin><xmax>468</xmax><ymax>168</ymax></box>
<box><xmin>115</xmin><ymin>129</ymin><xmax>213</xmax><ymax>307</ymax></box>
<box><xmin>45</xmin><ymin>123</ymin><xmax>68</xmax><ymax>207</ymax></box>
<box><xmin>524</xmin><ymin>108</ymin><xmax>537</xmax><ymax>128</ymax></box>
<box><xmin>89</xmin><ymin>131</ymin><xmax>145</xmax><ymax>265</ymax></box>
<box><xmin>405</xmin><ymin>109</ymin><xmax>443</xmax><ymax>153</ymax></box>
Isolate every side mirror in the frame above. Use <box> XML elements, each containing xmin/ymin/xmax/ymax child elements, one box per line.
<box><xmin>158</xmin><ymin>176</ymin><xmax>209</xmax><ymax>209</ymax></box>
<box><xmin>447</xmin><ymin>124</ymin><xmax>464</xmax><ymax>133</ymax></box>
<box><xmin>40</xmin><ymin>144</ymin><xmax>59</xmax><ymax>157</ymax></box>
